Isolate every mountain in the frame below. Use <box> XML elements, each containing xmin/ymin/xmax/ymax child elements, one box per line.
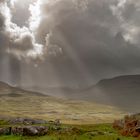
<box><xmin>0</xmin><ymin>81</ymin><xmax>46</xmax><ymax>97</ymax></box>
<box><xmin>82</xmin><ymin>75</ymin><xmax>140</xmax><ymax>112</ymax></box>
<box><xmin>20</xmin><ymin>75</ymin><xmax>140</xmax><ymax>112</ymax></box>
<box><xmin>0</xmin><ymin>81</ymin><xmax>124</xmax><ymax>124</ymax></box>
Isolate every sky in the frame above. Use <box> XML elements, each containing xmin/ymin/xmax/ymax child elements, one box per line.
<box><xmin>1</xmin><ymin>0</ymin><xmax>140</xmax><ymax>89</ymax></box>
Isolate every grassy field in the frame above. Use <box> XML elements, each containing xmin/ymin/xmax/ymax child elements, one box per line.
<box><xmin>0</xmin><ymin>93</ymin><xmax>126</xmax><ymax>124</ymax></box>
<box><xmin>0</xmin><ymin>124</ymin><xmax>136</xmax><ymax>140</ymax></box>
<box><xmin>0</xmin><ymin>135</ymin><xmax>136</xmax><ymax>140</ymax></box>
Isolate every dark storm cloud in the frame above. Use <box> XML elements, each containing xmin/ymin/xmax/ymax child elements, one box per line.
<box><xmin>29</xmin><ymin>0</ymin><xmax>140</xmax><ymax>84</ymax></box>
<box><xmin>0</xmin><ymin>0</ymin><xmax>44</xmax><ymax>61</ymax></box>
<box><xmin>1</xmin><ymin>0</ymin><xmax>140</xmax><ymax>87</ymax></box>
<box><xmin>0</xmin><ymin>13</ymin><xmax>5</xmax><ymax>29</ymax></box>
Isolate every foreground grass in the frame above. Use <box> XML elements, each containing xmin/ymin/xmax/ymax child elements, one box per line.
<box><xmin>0</xmin><ymin>135</ymin><xmax>136</xmax><ymax>140</ymax></box>
<box><xmin>0</xmin><ymin>124</ymin><xmax>136</xmax><ymax>140</ymax></box>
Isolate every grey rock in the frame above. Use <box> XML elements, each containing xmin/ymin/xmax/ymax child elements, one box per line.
<box><xmin>23</xmin><ymin>126</ymin><xmax>38</xmax><ymax>136</ymax></box>
<box><xmin>9</xmin><ymin>117</ymin><xmax>47</xmax><ymax>125</ymax></box>
<box><xmin>0</xmin><ymin>127</ymin><xmax>11</xmax><ymax>135</ymax></box>
<box><xmin>23</xmin><ymin>126</ymin><xmax>48</xmax><ymax>136</ymax></box>
<box><xmin>12</xmin><ymin>127</ymin><xmax>23</xmax><ymax>135</ymax></box>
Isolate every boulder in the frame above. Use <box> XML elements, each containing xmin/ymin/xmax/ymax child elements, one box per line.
<box><xmin>23</xmin><ymin>126</ymin><xmax>38</xmax><ymax>136</ymax></box>
<box><xmin>10</xmin><ymin>118</ymin><xmax>24</xmax><ymax>124</ymax></box>
<box><xmin>12</xmin><ymin>127</ymin><xmax>23</xmax><ymax>135</ymax></box>
<box><xmin>0</xmin><ymin>125</ymin><xmax>48</xmax><ymax>136</ymax></box>
<box><xmin>23</xmin><ymin>126</ymin><xmax>48</xmax><ymax>136</ymax></box>
<box><xmin>54</xmin><ymin>119</ymin><xmax>61</xmax><ymax>126</ymax></box>
<box><xmin>0</xmin><ymin>127</ymin><xmax>11</xmax><ymax>135</ymax></box>
<box><xmin>35</xmin><ymin>126</ymin><xmax>48</xmax><ymax>136</ymax></box>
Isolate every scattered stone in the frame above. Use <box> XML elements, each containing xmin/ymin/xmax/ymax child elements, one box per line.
<box><xmin>22</xmin><ymin>126</ymin><xmax>48</xmax><ymax>136</ymax></box>
<box><xmin>0</xmin><ymin>127</ymin><xmax>11</xmax><ymax>135</ymax></box>
<box><xmin>0</xmin><ymin>126</ymin><xmax>48</xmax><ymax>136</ymax></box>
<box><xmin>12</xmin><ymin>127</ymin><xmax>23</xmax><ymax>135</ymax></box>
<box><xmin>0</xmin><ymin>117</ymin><xmax>63</xmax><ymax>136</ymax></box>
<box><xmin>35</xmin><ymin>126</ymin><xmax>48</xmax><ymax>136</ymax></box>
<box><xmin>9</xmin><ymin>117</ymin><xmax>47</xmax><ymax>125</ymax></box>
<box><xmin>97</xmin><ymin>131</ymin><xmax>105</xmax><ymax>135</ymax></box>
<box><xmin>86</xmin><ymin>131</ymin><xmax>99</xmax><ymax>136</ymax></box>
<box><xmin>23</xmin><ymin>126</ymin><xmax>38</xmax><ymax>136</ymax></box>
<box><xmin>54</xmin><ymin>119</ymin><xmax>61</xmax><ymax>126</ymax></box>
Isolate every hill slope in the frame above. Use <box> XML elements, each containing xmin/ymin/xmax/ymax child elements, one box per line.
<box><xmin>82</xmin><ymin>75</ymin><xmax>140</xmax><ymax>112</ymax></box>
<box><xmin>0</xmin><ymin>81</ymin><xmax>125</xmax><ymax>124</ymax></box>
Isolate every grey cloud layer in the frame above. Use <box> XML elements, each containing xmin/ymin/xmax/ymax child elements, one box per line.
<box><xmin>0</xmin><ymin>0</ymin><xmax>44</xmax><ymax>61</ymax></box>
<box><xmin>1</xmin><ymin>0</ymin><xmax>140</xmax><ymax>87</ymax></box>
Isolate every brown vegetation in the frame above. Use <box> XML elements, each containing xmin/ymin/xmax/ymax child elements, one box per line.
<box><xmin>113</xmin><ymin>114</ymin><xmax>140</xmax><ymax>137</ymax></box>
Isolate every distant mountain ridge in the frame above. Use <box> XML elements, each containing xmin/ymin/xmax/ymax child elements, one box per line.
<box><xmin>83</xmin><ymin>75</ymin><xmax>140</xmax><ymax>112</ymax></box>
<box><xmin>44</xmin><ymin>74</ymin><xmax>140</xmax><ymax>112</ymax></box>
<box><xmin>0</xmin><ymin>81</ymin><xmax>11</xmax><ymax>89</ymax></box>
<box><xmin>0</xmin><ymin>81</ymin><xmax>124</xmax><ymax>124</ymax></box>
<box><xmin>0</xmin><ymin>81</ymin><xmax>46</xmax><ymax>97</ymax></box>
<box><xmin>96</xmin><ymin>75</ymin><xmax>140</xmax><ymax>88</ymax></box>
<box><xmin>1</xmin><ymin>75</ymin><xmax>140</xmax><ymax>112</ymax></box>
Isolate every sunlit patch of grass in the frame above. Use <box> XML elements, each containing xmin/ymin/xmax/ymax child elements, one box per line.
<box><xmin>0</xmin><ymin>135</ymin><xmax>22</xmax><ymax>140</ymax></box>
<box><xmin>0</xmin><ymin>94</ymin><xmax>126</xmax><ymax>124</ymax></box>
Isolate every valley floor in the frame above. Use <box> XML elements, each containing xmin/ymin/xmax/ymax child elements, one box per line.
<box><xmin>0</xmin><ymin>94</ymin><xmax>126</xmax><ymax>124</ymax></box>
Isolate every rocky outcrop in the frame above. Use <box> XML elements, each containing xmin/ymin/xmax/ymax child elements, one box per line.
<box><xmin>0</xmin><ymin>127</ymin><xmax>11</xmax><ymax>135</ymax></box>
<box><xmin>0</xmin><ymin>126</ymin><xmax>48</xmax><ymax>136</ymax></box>
<box><xmin>0</xmin><ymin>117</ymin><xmax>62</xmax><ymax>136</ymax></box>
<box><xmin>12</xmin><ymin>127</ymin><xmax>23</xmax><ymax>135</ymax></box>
<box><xmin>22</xmin><ymin>126</ymin><xmax>48</xmax><ymax>136</ymax></box>
<box><xmin>9</xmin><ymin>117</ymin><xmax>47</xmax><ymax>125</ymax></box>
